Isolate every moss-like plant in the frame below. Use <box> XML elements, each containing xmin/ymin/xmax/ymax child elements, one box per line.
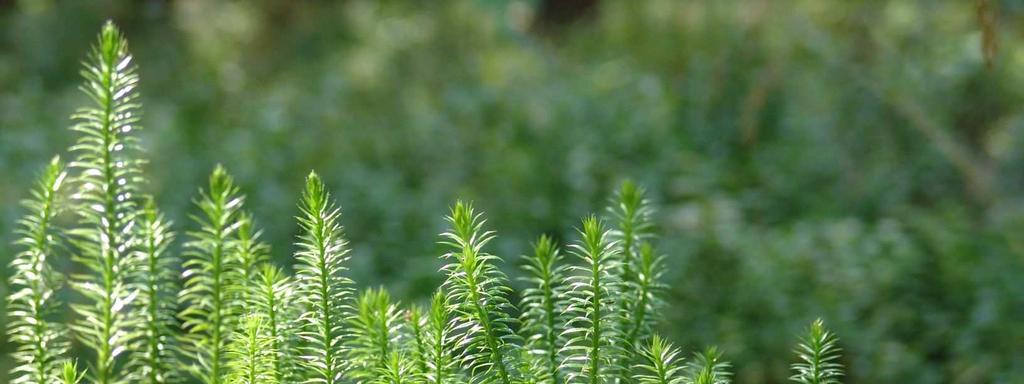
<box><xmin>179</xmin><ymin>166</ymin><xmax>248</xmax><ymax>384</ymax></box>
<box><xmin>248</xmin><ymin>265</ymin><xmax>296</xmax><ymax>383</ymax></box>
<box><xmin>790</xmin><ymin>319</ymin><xmax>843</xmax><ymax>384</ymax></box>
<box><xmin>66</xmin><ymin>21</ymin><xmax>145</xmax><ymax>384</ymax></box>
<box><xmin>4</xmin><ymin>22</ymin><xmax>848</xmax><ymax>384</ymax></box>
<box><xmin>225</xmin><ymin>314</ymin><xmax>277</xmax><ymax>384</ymax></box>
<box><xmin>348</xmin><ymin>288</ymin><xmax>404</xmax><ymax>381</ymax></box>
<box><xmin>518</xmin><ymin>235</ymin><xmax>568</xmax><ymax>383</ymax></box>
<box><xmin>560</xmin><ymin>216</ymin><xmax>625</xmax><ymax>383</ymax></box>
<box><xmin>440</xmin><ymin>201</ymin><xmax>521</xmax><ymax>383</ymax></box>
<box><xmin>634</xmin><ymin>335</ymin><xmax>685</xmax><ymax>384</ymax></box>
<box><xmin>131</xmin><ymin>199</ymin><xmax>179</xmax><ymax>383</ymax></box>
<box><xmin>294</xmin><ymin>172</ymin><xmax>352</xmax><ymax>383</ymax></box>
<box><xmin>7</xmin><ymin>157</ymin><xmax>69</xmax><ymax>384</ymax></box>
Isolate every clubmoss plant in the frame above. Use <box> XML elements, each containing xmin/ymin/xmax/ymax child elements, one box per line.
<box><xmin>790</xmin><ymin>319</ymin><xmax>843</xmax><ymax>384</ymax></box>
<box><xmin>131</xmin><ymin>198</ymin><xmax>179</xmax><ymax>384</ymax></box>
<box><xmin>440</xmin><ymin>201</ymin><xmax>521</xmax><ymax>383</ymax></box>
<box><xmin>294</xmin><ymin>172</ymin><xmax>352</xmax><ymax>383</ymax></box>
<box><xmin>179</xmin><ymin>166</ymin><xmax>247</xmax><ymax>384</ymax></box>
<box><xmin>560</xmin><ymin>216</ymin><xmax>625</xmax><ymax>383</ymax></box>
<box><xmin>419</xmin><ymin>291</ymin><xmax>461</xmax><ymax>384</ymax></box>
<box><xmin>7</xmin><ymin>157</ymin><xmax>69</xmax><ymax>384</ymax></box>
<box><xmin>686</xmin><ymin>348</ymin><xmax>732</xmax><ymax>384</ymax></box>
<box><xmin>248</xmin><ymin>265</ymin><xmax>297</xmax><ymax>383</ymax></box>
<box><xmin>634</xmin><ymin>335</ymin><xmax>685</xmax><ymax>384</ymax></box>
<box><xmin>4</xmin><ymin>21</ymin><xmax>848</xmax><ymax>384</ymax></box>
<box><xmin>225</xmin><ymin>314</ymin><xmax>277</xmax><ymax>384</ymax></box>
<box><xmin>348</xmin><ymin>288</ymin><xmax>404</xmax><ymax>381</ymax></box>
<box><xmin>67</xmin><ymin>21</ymin><xmax>144</xmax><ymax>384</ymax></box>
<box><xmin>61</xmin><ymin>361</ymin><xmax>86</xmax><ymax>384</ymax></box>
<box><xmin>518</xmin><ymin>235</ymin><xmax>568</xmax><ymax>383</ymax></box>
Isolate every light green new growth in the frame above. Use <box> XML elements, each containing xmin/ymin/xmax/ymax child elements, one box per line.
<box><xmin>234</xmin><ymin>213</ymin><xmax>270</xmax><ymax>305</ymax></box>
<box><xmin>294</xmin><ymin>171</ymin><xmax>352</xmax><ymax>384</ymax></box>
<box><xmin>440</xmin><ymin>201</ymin><xmax>520</xmax><ymax>384</ymax></box>
<box><xmin>373</xmin><ymin>351</ymin><xmax>417</xmax><ymax>384</ymax></box>
<box><xmin>408</xmin><ymin>304</ymin><xmax>430</xmax><ymax>377</ymax></box>
<box><xmin>609</xmin><ymin>181</ymin><xmax>662</xmax><ymax>382</ymax></box>
<box><xmin>790</xmin><ymin>319</ymin><xmax>843</xmax><ymax>384</ymax></box>
<box><xmin>7</xmin><ymin>157</ymin><xmax>69</xmax><ymax>384</ymax></box>
<box><xmin>131</xmin><ymin>198</ymin><xmax>179</xmax><ymax>383</ymax></box>
<box><xmin>61</xmin><ymin>361</ymin><xmax>85</xmax><ymax>384</ymax></box>
<box><xmin>226</xmin><ymin>314</ymin><xmax>278</xmax><ymax>384</ymax></box>
<box><xmin>348</xmin><ymin>288</ymin><xmax>404</xmax><ymax>381</ymax></box>
<box><xmin>67</xmin><ymin>20</ymin><xmax>144</xmax><ymax>384</ymax></box>
<box><xmin>179</xmin><ymin>166</ymin><xmax>247</xmax><ymax>384</ymax></box>
<box><xmin>633</xmin><ymin>335</ymin><xmax>685</xmax><ymax>384</ymax></box>
<box><xmin>250</xmin><ymin>265</ymin><xmax>296</xmax><ymax>383</ymax></box>
<box><xmin>421</xmin><ymin>292</ymin><xmax>460</xmax><ymax>384</ymax></box>
<box><xmin>685</xmin><ymin>348</ymin><xmax>732</xmax><ymax>384</ymax></box>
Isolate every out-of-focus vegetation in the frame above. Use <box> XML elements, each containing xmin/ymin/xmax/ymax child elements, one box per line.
<box><xmin>1</xmin><ymin>1</ymin><xmax>1023</xmax><ymax>383</ymax></box>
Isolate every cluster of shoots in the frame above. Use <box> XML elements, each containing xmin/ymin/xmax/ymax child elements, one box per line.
<box><xmin>5</xmin><ymin>22</ymin><xmax>846</xmax><ymax>384</ymax></box>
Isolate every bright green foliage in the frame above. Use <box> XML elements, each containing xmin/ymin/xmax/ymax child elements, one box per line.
<box><xmin>6</xmin><ymin>3</ymin><xmax>1022</xmax><ymax>382</ymax></box>
<box><xmin>419</xmin><ymin>292</ymin><xmax>460</xmax><ymax>384</ymax></box>
<box><xmin>440</xmin><ymin>201</ymin><xmax>521</xmax><ymax>384</ymax></box>
<box><xmin>624</xmin><ymin>243</ymin><xmax>665</xmax><ymax>351</ymax></box>
<box><xmin>348</xmin><ymin>288</ymin><xmax>404</xmax><ymax>381</ymax></box>
<box><xmin>66</xmin><ymin>21</ymin><xmax>144</xmax><ymax>384</ymax></box>
<box><xmin>61</xmin><ymin>361</ymin><xmax>85</xmax><ymax>384</ymax></box>
<box><xmin>790</xmin><ymin>319</ymin><xmax>843</xmax><ymax>384</ymax></box>
<box><xmin>226</xmin><ymin>314</ymin><xmax>277</xmax><ymax>384</ymax></box>
<box><xmin>608</xmin><ymin>181</ymin><xmax>654</xmax><ymax>283</ymax></box>
<box><xmin>561</xmin><ymin>216</ymin><xmax>625</xmax><ymax>383</ymax></box>
<box><xmin>608</xmin><ymin>181</ymin><xmax>661</xmax><ymax>379</ymax></box>
<box><xmin>518</xmin><ymin>235</ymin><xmax>568</xmax><ymax>383</ymax></box>
<box><xmin>633</xmin><ymin>335</ymin><xmax>685</xmax><ymax>384</ymax></box>
<box><xmin>234</xmin><ymin>214</ymin><xmax>270</xmax><ymax>299</ymax></box>
<box><xmin>7</xmin><ymin>157</ymin><xmax>69</xmax><ymax>384</ymax></box>
<box><xmin>372</xmin><ymin>351</ymin><xmax>417</xmax><ymax>384</ymax></box>
<box><xmin>1</xmin><ymin>22</ymin><xmax>854</xmax><ymax>384</ymax></box>
<box><xmin>248</xmin><ymin>265</ymin><xmax>296</xmax><ymax>383</ymax></box>
<box><xmin>685</xmin><ymin>348</ymin><xmax>731</xmax><ymax>384</ymax></box>
<box><xmin>294</xmin><ymin>171</ymin><xmax>352</xmax><ymax>384</ymax></box>
<box><xmin>130</xmin><ymin>198</ymin><xmax>179</xmax><ymax>383</ymax></box>
<box><xmin>179</xmin><ymin>166</ymin><xmax>247</xmax><ymax>384</ymax></box>
<box><xmin>408</xmin><ymin>305</ymin><xmax>429</xmax><ymax>377</ymax></box>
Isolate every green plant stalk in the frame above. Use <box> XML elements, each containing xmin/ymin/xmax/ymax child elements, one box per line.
<box><xmin>136</xmin><ymin>199</ymin><xmax>177</xmax><ymax>384</ymax></box>
<box><xmin>426</xmin><ymin>292</ymin><xmax>456</xmax><ymax>384</ymax></box>
<box><xmin>587</xmin><ymin>238</ymin><xmax>604</xmax><ymax>384</ymax></box>
<box><xmin>443</xmin><ymin>202</ymin><xmax>514</xmax><ymax>384</ymax></box>
<box><xmin>254</xmin><ymin>266</ymin><xmax>292</xmax><ymax>383</ymax></box>
<box><xmin>294</xmin><ymin>172</ymin><xmax>350</xmax><ymax>383</ymax></box>
<box><xmin>624</xmin><ymin>244</ymin><xmax>660</xmax><ymax>361</ymax></box>
<box><xmin>350</xmin><ymin>288</ymin><xmax>402</xmax><ymax>377</ymax></box>
<box><xmin>67</xmin><ymin>21</ymin><xmax>144</xmax><ymax>384</ymax></box>
<box><xmin>468</xmin><ymin>263</ymin><xmax>512</xmax><ymax>384</ymax></box>
<box><xmin>790</xmin><ymin>319</ymin><xmax>842</xmax><ymax>384</ymax></box>
<box><xmin>562</xmin><ymin>216</ymin><xmax>623</xmax><ymax>384</ymax></box>
<box><xmin>180</xmin><ymin>166</ymin><xmax>246</xmax><ymax>384</ymax></box>
<box><xmin>611</xmin><ymin>180</ymin><xmax>654</xmax><ymax>382</ymax></box>
<box><xmin>7</xmin><ymin>157</ymin><xmax>67</xmax><ymax>384</ymax></box>
<box><xmin>520</xmin><ymin>235</ymin><xmax>566</xmax><ymax>384</ymax></box>
<box><xmin>409</xmin><ymin>306</ymin><xmax>430</xmax><ymax>377</ymax></box>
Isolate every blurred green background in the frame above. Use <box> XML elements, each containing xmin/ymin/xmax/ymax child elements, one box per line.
<box><xmin>2</xmin><ymin>0</ymin><xmax>1024</xmax><ymax>382</ymax></box>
